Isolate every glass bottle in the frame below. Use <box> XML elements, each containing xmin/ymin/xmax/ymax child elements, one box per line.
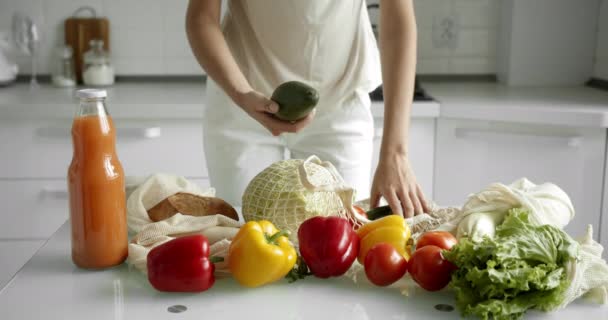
<box><xmin>68</xmin><ymin>89</ymin><xmax>127</xmax><ymax>269</ymax></box>
<box><xmin>51</xmin><ymin>45</ymin><xmax>76</xmax><ymax>87</ymax></box>
<box><xmin>82</xmin><ymin>39</ymin><xmax>115</xmax><ymax>86</ymax></box>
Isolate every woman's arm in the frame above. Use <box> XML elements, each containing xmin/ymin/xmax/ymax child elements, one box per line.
<box><xmin>185</xmin><ymin>0</ymin><xmax>313</xmax><ymax>136</ymax></box>
<box><xmin>371</xmin><ymin>0</ymin><xmax>429</xmax><ymax>217</ymax></box>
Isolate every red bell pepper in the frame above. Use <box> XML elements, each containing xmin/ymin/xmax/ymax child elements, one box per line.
<box><xmin>297</xmin><ymin>216</ymin><xmax>359</xmax><ymax>278</ymax></box>
<box><xmin>147</xmin><ymin>234</ymin><xmax>221</xmax><ymax>292</ymax></box>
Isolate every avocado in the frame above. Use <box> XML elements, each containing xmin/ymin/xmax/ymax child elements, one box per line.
<box><xmin>271</xmin><ymin>81</ymin><xmax>319</xmax><ymax>121</ymax></box>
<box><xmin>366</xmin><ymin>205</ymin><xmax>393</xmax><ymax>220</ymax></box>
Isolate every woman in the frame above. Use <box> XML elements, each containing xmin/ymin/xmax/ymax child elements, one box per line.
<box><xmin>186</xmin><ymin>0</ymin><xmax>428</xmax><ymax>217</ymax></box>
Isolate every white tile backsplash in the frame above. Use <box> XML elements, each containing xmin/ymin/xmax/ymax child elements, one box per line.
<box><xmin>498</xmin><ymin>0</ymin><xmax>599</xmax><ymax>86</ymax></box>
<box><xmin>113</xmin><ymin>57</ymin><xmax>163</xmax><ymax>75</ymax></box>
<box><xmin>111</xmin><ymin>28</ymin><xmax>163</xmax><ymax>58</ymax></box>
<box><xmin>162</xmin><ymin>30</ymin><xmax>192</xmax><ymax>58</ymax></box>
<box><xmin>3</xmin><ymin>0</ymin><xmax>498</xmax><ymax>76</ymax></box>
<box><xmin>449</xmin><ymin>57</ymin><xmax>496</xmax><ymax>74</ymax></box>
<box><xmin>103</xmin><ymin>0</ymin><xmax>162</xmax><ymax>31</ymax></box>
<box><xmin>163</xmin><ymin>56</ymin><xmax>201</xmax><ymax>75</ymax></box>
<box><xmin>417</xmin><ymin>28</ymin><xmax>452</xmax><ymax>58</ymax></box>
<box><xmin>406</xmin><ymin>0</ymin><xmax>499</xmax><ymax>74</ymax></box>
<box><xmin>454</xmin><ymin>29</ymin><xmax>494</xmax><ymax>56</ymax></box>
<box><xmin>0</xmin><ymin>0</ymin><xmax>44</xmax><ymax>31</ymax></box>
<box><xmin>417</xmin><ymin>58</ymin><xmax>450</xmax><ymax>74</ymax></box>
<box><xmin>413</xmin><ymin>0</ymin><xmax>452</xmax><ymax>29</ymax></box>
<box><xmin>41</xmin><ymin>0</ymin><xmax>105</xmax><ymax>60</ymax></box>
<box><xmin>594</xmin><ymin>0</ymin><xmax>608</xmax><ymax>80</ymax></box>
<box><xmin>454</xmin><ymin>0</ymin><xmax>498</xmax><ymax>28</ymax></box>
<box><xmin>2</xmin><ymin>0</ymin><xmax>194</xmax><ymax>76</ymax></box>
<box><xmin>162</xmin><ymin>0</ymin><xmax>189</xmax><ymax>32</ymax></box>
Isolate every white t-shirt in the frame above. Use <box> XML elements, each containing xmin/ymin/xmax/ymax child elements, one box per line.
<box><xmin>223</xmin><ymin>0</ymin><xmax>382</xmax><ymax>111</ymax></box>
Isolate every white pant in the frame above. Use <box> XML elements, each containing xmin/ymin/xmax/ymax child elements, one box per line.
<box><xmin>203</xmin><ymin>80</ymin><xmax>374</xmax><ymax>206</ymax></box>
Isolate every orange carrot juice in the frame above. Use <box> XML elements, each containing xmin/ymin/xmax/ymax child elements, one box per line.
<box><xmin>68</xmin><ymin>89</ymin><xmax>127</xmax><ymax>269</ymax></box>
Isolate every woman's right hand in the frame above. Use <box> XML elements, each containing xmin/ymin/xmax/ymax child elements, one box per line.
<box><xmin>236</xmin><ymin>90</ymin><xmax>315</xmax><ymax>136</ymax></box>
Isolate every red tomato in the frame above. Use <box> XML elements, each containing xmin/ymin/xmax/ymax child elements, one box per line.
<box><xmin>416</xmin><ymin>231</ymin><xmax>457</xmax><ymax>251</ymax></box>
<box><xmin>349</xmin><ymin>205</ymin><xmax>368</xmax><ymax>230</ymax></box>
<box><xmin>353</xmin><ymin>205</ymin><xmax>368</xmax><ymax>219</ymax></box>
<box><xmin>408</xmin><ymin>245</ymin><xmax>456</xmax><ymax>291</ymax></box>
<box><xmin>364</xmin><ymin>243</ymin><xmax>408</xmax><ymax>287</ymax></box>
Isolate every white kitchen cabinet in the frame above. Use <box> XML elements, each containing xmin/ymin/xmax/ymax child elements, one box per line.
<box><xmin>434</xmin><ymin>118</ymin><xmax>606</xmax><ymax>240</ymax></box>
<box><xmin>0</xmin><ymin>180</ymin><xmax>69</xmax><ymax>239</ymax></box>
<box><xmin>0</xmin><ymin>113</ymin><xmax>211</xmax><ymax>286</ymax></box>
<box><xmin>0</xmin><ymin>119</ymin><xmax>207</xmax><ymax>179</ymax></box>
<box><xmin>0</xmin><ymin>177</ymin><xmax>211</xmax><ymax>239</ymax></box>
<box><xmin>372</xmin><ymin>118</ymin><xmax>436</xmax><ymax>200</ymax></box>
<box><xmin>0</xmin><ymin>240</ymin><xmax>44</xmax><ymax>290</ymax></box>
<box><xmin>601</xmin><ymin>148</ymin><xmax>608</xmax><ymax>251</ymax></box>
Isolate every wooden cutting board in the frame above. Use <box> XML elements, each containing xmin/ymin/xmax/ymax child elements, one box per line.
<box><xmin>65</xmin><ymin>17</ymin><xmax>109</xmax><ymax>83</ymax></box>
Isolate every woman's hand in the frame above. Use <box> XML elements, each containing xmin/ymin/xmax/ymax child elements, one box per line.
<box><xmin>236</xmin><ymin>90</ymin><xmax>315</xmax><ymax>136</ymax></box>
<box><xmin>370</xmin><ymin>152</ymin><xmax>429</xmax><ymax>218</ymax></box>
<box><xmin>185</xmin><ymin>1</ymin><xmax>313</xmax><ymax>136</ymax></box>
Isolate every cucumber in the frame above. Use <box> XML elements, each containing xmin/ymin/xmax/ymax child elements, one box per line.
<box><xmin>271</xmin><ymin>81</ymin><xmax>319</xmax><ymax>121</ymax></box>
<box><xmin>366</xmin><ymin>205</ymin><xmax>393</xmax><ymax>220</ymax></box>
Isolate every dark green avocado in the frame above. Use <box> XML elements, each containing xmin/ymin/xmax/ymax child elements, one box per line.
<box><xmin>271</xmin><ymin>81</ymin><xmax>319</xmax><ymax>121</ymax></box>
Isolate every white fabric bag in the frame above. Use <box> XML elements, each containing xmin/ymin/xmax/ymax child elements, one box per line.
<box><xmin>242</xmin><ymin>155</ymin><xmax>361</xmax><ymax>243</ymax></box>
<box><xmin>125</xmin><ymin>174</ymin><xmax>241</xmax><ymax>278</ymax></box>
<box><xmin>559</xmin><ymin>225</ymin><xmax>608</xmax><ymax>307</ymax></box>
<box><xmin>444</xmin><ymin>178</ymin><xmax>575</xmax><ymax>240</ymax></box>
<box><xmin>127</xmin><ymin>173</ymin><xmax>216</xmax><ymax>233</ymax></box>
<box><xmin>127</xmin><ymin>213</ymin><xmax>242</xmax><ymax>277</ymax></box>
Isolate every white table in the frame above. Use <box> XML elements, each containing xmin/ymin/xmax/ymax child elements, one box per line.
<box><xmin>1</xmin><ymin>223</ymin><xmax>607</xmax><ymax>320</ymax></box>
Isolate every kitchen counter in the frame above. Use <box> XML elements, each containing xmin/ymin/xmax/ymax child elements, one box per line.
<box><xmin>1</xmin><ymin>222</ymin><xmax>606</xmax><ymax>320</ymax></box>
<box><xmin>0</xmin><ymin>83</ymin><xmax>206</xmax><ymax>120</ymax></box>
<box><xmin>0</xmin><ymin>83</ymin><xmax>440</xmax><ymax>120</ymax></box>
<box><xmin>425</xmin><ymin>82</ymin><xmax>608</xmax><ymax>128</ymax></box>
<box><xmin>2</xmin><ymin>81</ymin><xmax>607</xmax><ymax>126</ymax></box>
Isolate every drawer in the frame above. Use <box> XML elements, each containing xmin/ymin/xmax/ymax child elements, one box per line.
<box><xmin>0</xmin><ymin>119</ymin><xmax>208</xmax><ymax>178</ymax></box>
<box><xmin>435</xmin><ymin>119</ymin><xmax>605</xmax><ymax>240</ymax></box>
<box><xmin>0</xmin><ymin>178</ymin><xmax>211</xmax><ymax>240</ymax></box>
<box><xmin>0</xmin><ymin>240</ymin><xmax>44</xmax><ymax>290</ymax></box>
<box><xmin>0</xmin><ymin>180</ymin><xmax>70</xmax><ymax>239</ymax></box>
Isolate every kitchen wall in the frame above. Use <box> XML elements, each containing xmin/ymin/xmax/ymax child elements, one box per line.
<box><xmin>1</xmin><ymin>0</ymin><xmax>499</xmax><ymax>76</ymax></box>
<box><xmin>594</xmin><ymin>0</ymin><xmax>608</xmax><ymax>80</ymax></box>
<box><xmin>368</xmin><ymin>0</ymin><xmax>499</xmax><ymax>75</ymax></box>
<box><xmin>0</xmin><ymin>0</ymin><xmax>201</xmax><ymax>76</ymax></box>
<box><xmin>415</xmin><ymin>0</ymin><xmax>499</xmax><ymax>75</ymax></box>
<box><xmin>497</xmin><ymin>0</ymin><xmax>599</xmax><ymax>86</ymax></box>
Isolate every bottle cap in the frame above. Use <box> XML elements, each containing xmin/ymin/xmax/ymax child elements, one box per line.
<box><xmin>76</xmin><ymin>89</ymin><xmax>107</xmax><ymax>99</ymax></box>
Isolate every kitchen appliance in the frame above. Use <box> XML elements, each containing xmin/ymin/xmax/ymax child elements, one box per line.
<box><xmin>12</xmin><ymin>12</ymin><xmax>40</xmax><ymax>89</ymax></box>
<box><xmin>0</xmin><ymin>33</ymin><xmax>18</xmax><ymax>86</ymax></box>
<box><xmin>65</xmin><ymin>6</ymin><xmax>110</xmax><ymax>83</ymax></box>
<box><xmin>366</xmin><ymin>3</ymin><xmax>434</xmax><ymax>102</ymax></box>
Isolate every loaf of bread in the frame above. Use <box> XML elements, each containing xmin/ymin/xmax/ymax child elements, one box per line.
<box><xmin>147</xmin><ymin>193</ymin><xmax>239</xmax><ymax>222</ymax></box>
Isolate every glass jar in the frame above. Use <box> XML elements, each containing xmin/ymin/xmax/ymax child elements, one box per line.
<box><xmin>51</xmin><ymin>45</ymin><xmax>75</xmax><ymax>87</ymax></box>
<box><xmin>82</xmin><ymin>39</ymin><xmax>115</xmax><ymax>86</ymax></box>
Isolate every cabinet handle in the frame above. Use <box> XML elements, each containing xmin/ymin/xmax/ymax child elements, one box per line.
<box><xmin>454</xmin><ymin>128</ymin><xmax>582</xmax><ymax>148</ymax></box>
<box><xmin>36</xmin><ymin>127</ymin><xmax>162</xmax><ymax>139</ymax></box>
<box><xmin>116</xmin><ymin>127</ymin><xmax>161</xmax><ymax>139</ymax></box>
<box><xmin>41</xmin><ymin>187</ymin><xmax>69</xmax><ymax>199</ymax></box>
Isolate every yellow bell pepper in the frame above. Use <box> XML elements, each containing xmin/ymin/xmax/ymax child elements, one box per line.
<box><xmin>356</xmin><ymin>215</ymin><xmax>411</xmax><ymax>263</ymax></box>
<box><xmin>228</xmin><ymin>220</ymin><xmax>297</xmax><ymax>288</ymax></box>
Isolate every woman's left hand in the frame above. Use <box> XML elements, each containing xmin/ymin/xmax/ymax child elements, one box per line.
<box><xmin>370</xmin><ymin>152</ymin><xmax>429</xmax><ymax>218</ymax></box>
